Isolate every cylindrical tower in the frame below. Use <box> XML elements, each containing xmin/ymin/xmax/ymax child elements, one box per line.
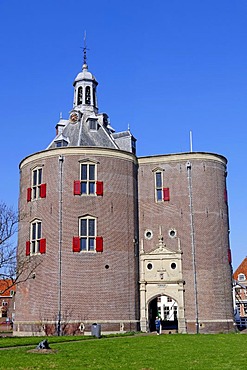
<box><xmin>14</xmin><ymin>147</ymin><xmax>139</xmax><ymax>335</ymax></box>
<box><xmin>138</xmin><ymin>152</ymin><xmax>234</xmax><ymax>334</ymax></box>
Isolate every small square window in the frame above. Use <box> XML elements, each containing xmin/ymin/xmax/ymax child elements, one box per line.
<box><xmin>89</xmin><ymin>120</ymin><xmax>97</xmax><ymax>130</ymax></box>
<box><xmin>238</xmin><ymin>273</ymin><xmax>246</xmax><ymax>281</ymax></box>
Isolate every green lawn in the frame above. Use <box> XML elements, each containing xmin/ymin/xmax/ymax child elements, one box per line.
<box><xmin>0</xmin><ymin>333</ymin><xmax>246</xmax><ymax>370</ymax></box>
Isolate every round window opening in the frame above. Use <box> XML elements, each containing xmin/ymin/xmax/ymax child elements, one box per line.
<box><xmin>147</xmin><ymin>263</ymin><xmax>153</xmax><ymax>270</ymax></box>
<box><xmin>169</xmin><ymin>229</ymin><xmax>177</xmax><ymax>238</ymax></box>
<box><xmin>171</xmin><ymin>262</ymin><xmax>177</xmax><ymax>270</ymax></box>
<box><xmin>145</xmin><ymin>230</ymin><xmax>153</xmax><ymax>240</ymax></box>
<box><xmin>105</xmin><ymin>265</ymin><xmax>109</xmax><ymax>269</ymax></box>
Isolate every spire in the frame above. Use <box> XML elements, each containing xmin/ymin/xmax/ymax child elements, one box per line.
<box><xmin>82</xmin><ymin>31</ymin><xmax>88</xmax><ymax>70</ymax></box>
<box><xmin>73</xmin><ymin>35</ymin><xmax>98</xmax><ymax>114</ymax></box>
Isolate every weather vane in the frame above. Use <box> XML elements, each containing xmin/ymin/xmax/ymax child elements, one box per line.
<box><xmin>82</xmin><ymin>31</ymin><xmax>89</xmax><ymax>67</ymax></box>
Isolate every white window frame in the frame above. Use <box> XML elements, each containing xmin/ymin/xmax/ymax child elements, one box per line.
<box><xmin>80</xmin><ymin>162</ymin><xmax>97</xmax><ymax>195</ymax></box>
<box><xmin>155</xmin><ymin>170</ymin><xmax>163</xmax><ymax>202</ymax></box>
<box><xmin>32</xmin><ymin>167</ymin><xmax>43</xmax><ymax>200</ymax></box>
<box><xmin>30</xmin><ymin>219</ymin><xmax>42</xmax><ymax>255</ymax></box>
<box><xmin>79</xmin><ymin>216</ymin><xmax>97</xmax><ymax>252</ymax></box>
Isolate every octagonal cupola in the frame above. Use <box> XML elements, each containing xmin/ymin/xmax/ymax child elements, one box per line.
<box><xmin>73</xmin><ymin>62</ymin><xmax>98</xmax><ymax>114</ymax></box>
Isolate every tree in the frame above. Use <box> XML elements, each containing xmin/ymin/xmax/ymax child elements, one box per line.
<box><xmin>0</xmin><ymin>201</ymin><xmax>41</xmax><ymax>293</ymax></box>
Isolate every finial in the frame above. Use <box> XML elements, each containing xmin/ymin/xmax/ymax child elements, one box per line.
<box><xmin>127</xmin><ymin>123</ymin><xmax>130</xmax><ymax>132</ymax></box>
<box><xmin>60</xmin><ymin>112</ymin><xmax>63</xmax><ymax>119</ymax></box>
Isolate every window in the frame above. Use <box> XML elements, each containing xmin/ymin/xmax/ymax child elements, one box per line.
<box><xmin>169</xmin><ymin>229</ymin><xmax>177</xmax><ymax>238</ymax></box>
<box><xmin>73</xmin><ymin>162</ymin><xmax>103</xmax><ymax>196</ymax></box>
<box><xmin>1</xmin><ymin>310</ymin><xmax>7</xmax><ymax>318</ymax></box>
<box><xmin>145</xmin><ymin>229</ymin><xmax>153</xmax><ymax>240</ymax></box>
<box><xmin>85</xmin><ymin>86</ymin><xmax>91</xmax><ymax>105</ymax></box>
<box><xmin>155</xmin><ymin>171</ymin><xmax>163</xmax><ymax>201</ymax></box>
<box><xmin>77</xmin><ymin>86</ymin><xmax>83</xmax><ymax>105</ymax></box>
<box><xmin>79</xmin><ymin>216</ymin><xmax>96</xmax><ymax>251</ymax></box>
<box><xmin>73</xmin><ymin>216</ymin><xmax>103</xmax><ymax>253</ymax></box>
<box><xmin>27</xmin><ymin>167</ymin><xmax>46</xmax><ymax>201</ymax></box>
<box><xmin>81</xmin><ymin>163</ymin><xmax>95</xmax><ymax>195</ymax></box>
<box><xmin>31</xmin><ymin>220</ymin><xmax>42</xmax><ymax>254</ymax></box>
<box><xmin>167</xmin><ymin>296</ymin><xmax>172</xmax><ymax>302</ymax></box>
<box><xmin>154</xmin><ymin>170</ymin><xmax>170</xmax><ymax>202</ymax></box>
<box><xmin>238</xmin><ymin>273</ymin><xmax>246</xmax><ymax>281</ymax></box>
<box><xmin>26</xmin><ymin>220</ymin><xmax>46</xmax><ymax>256</ymax></box>
<box><xmin>89</xmin><ymin>119</ymin><xmax>97</xmax><ymax>131</ymax></box>
<box><xmin>32</xmin><ymin>167</ymin><xmax>42</xmax><ymax>199</ymax></box>
<box><xmin>163</xmin><ymin>306</ymin><xmax>170</xmax><ymax>320</ymax></box>
<box><xmin>55</xmin><ymin>140</ymin><xmax>68</xmax><ymax>148</ymax></box>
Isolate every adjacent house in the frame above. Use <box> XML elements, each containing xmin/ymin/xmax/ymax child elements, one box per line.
<box><xmin>233</xmin><ymin>257</ymin><xmax>247</xmax><ymax>328</ymax></box>
<box><xmin>0</xmin><ymin>280</ymin><xmax>15</xmax><ymax>330</ymax></box>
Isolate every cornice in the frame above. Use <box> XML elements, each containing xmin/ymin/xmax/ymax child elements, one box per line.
<box><xmin>20</xmin><ymin>147</ymin><xmax>137</xmax><ymax>169</ymax></box>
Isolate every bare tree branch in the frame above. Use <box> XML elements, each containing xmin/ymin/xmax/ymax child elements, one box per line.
<box><xmin>0</xmin><ymin>201</ymin><xmax>42</xmax><ymax>293</ymax></box>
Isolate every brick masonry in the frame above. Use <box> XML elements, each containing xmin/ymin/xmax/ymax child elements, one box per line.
<box><xmin>14</xmin><ymin>149</ymin><xmax>234</xmax><ymax>335</ymax></box>
<box><xmin>138</xmin><ymin>153</ymin><xmax>234</xmax><ymax>333</ymax></box>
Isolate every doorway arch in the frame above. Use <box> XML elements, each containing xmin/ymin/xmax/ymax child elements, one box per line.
<box><xmin>139</xmin><ymin>234</ymin><xmax>186</xmax><ymax>333</ymax></box>
<box><xmin>148</xmin><ymin>295</ymin><xmax>178</xmax><ymax>332</ymax></box>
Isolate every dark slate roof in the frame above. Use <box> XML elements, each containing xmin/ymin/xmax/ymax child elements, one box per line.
<box><xmin>47</xmin><ymin>112</ymin><xmax>118</xmax><ymax>150</ymax></box>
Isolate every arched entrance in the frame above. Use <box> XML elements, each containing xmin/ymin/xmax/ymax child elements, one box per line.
<box><xmin>139</xmin><ymin>233</ymin><xmax>187</xmax><ymax>333</ymax></box>
<box><xmin>148</xmin><ymin>295</ymin><xmax>178</xmax><ymax>332</ymax></box>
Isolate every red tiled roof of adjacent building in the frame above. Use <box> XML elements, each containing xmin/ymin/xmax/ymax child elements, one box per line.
<box><xmin>233</xmin><ymin>257</ymin><xmax>247</xmax><ymax>280</ymax></box>
<box><xmin>0</xmin><ymin>280</ymin><xmax>16</xmax><ymax>297</ymax></box>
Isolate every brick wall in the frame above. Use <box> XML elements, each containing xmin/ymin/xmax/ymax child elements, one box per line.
<box><xmin>138</xmin><ymin>153</ymin><xmax>234</xmax><ymax>333</ymax></box>
<box><xmin>15</xmin><ymin>148</ymin><xmax>139</xmax><ymax>334</ymax></box>
<box><xmin>14</xmin><ymin>149</ymin><xmax>234</xmax><ymax>335</ymax></box>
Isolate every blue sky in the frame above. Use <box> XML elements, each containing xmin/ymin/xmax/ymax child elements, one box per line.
<box><xmin>0</xmin><ymin>0</ymin><xmax>246</xmax><ymax>270</ymax></box>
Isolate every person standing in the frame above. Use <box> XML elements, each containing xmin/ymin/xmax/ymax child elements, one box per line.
<box><xmin>155</xmin><ymin>316</ymin><xmax>161</xmax><ymax>335</ymax></box>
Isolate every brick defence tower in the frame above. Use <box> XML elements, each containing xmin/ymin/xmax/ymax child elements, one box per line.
<box><xmin>14</xmin><ymin>54</ymin><xmax>234</xmax><ymax>335</ymax></box>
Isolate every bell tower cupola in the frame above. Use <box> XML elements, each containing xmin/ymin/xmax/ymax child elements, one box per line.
<box><xmin>73</xmin><ymin>36</ymin><xmax>98</xmax><ymax>114</ymax></box>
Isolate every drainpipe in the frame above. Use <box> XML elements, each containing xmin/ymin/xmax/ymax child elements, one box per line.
<box><xmin>57</xmin><ymin>155</ymin><xmax>64</xmax><ymax>336</ymax></box>
<box><xmin>186</xmin><ymin>160</ymin><xmax>199</xmax><ymax>334</ymax></box>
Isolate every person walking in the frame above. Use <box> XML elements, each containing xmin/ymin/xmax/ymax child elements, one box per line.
<box><xmin>155</xmin><ymin>316</ymin><xmax>161</xmax><ymax>335</ymax></box>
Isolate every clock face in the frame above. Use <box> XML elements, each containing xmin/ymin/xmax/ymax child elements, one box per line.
<box><xmin>70</xmin><ymin>112</ymin><xmax>79</xmax><ymax>123</ymax></box>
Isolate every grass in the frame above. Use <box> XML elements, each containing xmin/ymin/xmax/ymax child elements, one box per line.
<box><xmin>0</xmin><ymin>333</ymin><xmax>247</xmax><ymax>369</ymax></box>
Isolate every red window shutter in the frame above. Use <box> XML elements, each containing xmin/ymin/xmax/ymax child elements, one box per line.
<box><xmin>74</xmin><ymin>181</ymin><xmax>81</xmax><ymax>195</ymax></box>
<box><xmin>40</xmin><ymin>238</ymin><xmax>46</xmax><ymax>254</ymax></box>
<box><xmin>73</xmin><ymin>237</ymin><xmax>80</xmax><ymax>252</ymax></box>
<box><xmin>163</xmin><ymin>188</ymin><xmax>170</xmax><ymax>201</ymax></box>
<box><xmin>27</xmin><ymin>188</ymin><xmax>32</xmax><ymax>202</ymax></box>
<box><xmin>96</xmin><ymin>236</ymin><xmax>103</xmax><ymax>252</ymax></box>
<box><xmin>26</xmin><ymin>241</ymin><xmax>30</xmax><ymax>256</ymax></box>
<box><xmin>96</xmin><ymin>181</ymin><xmax>103</xmax><ymax>196</ymax></box>
<box><xmin>40</xmin><ymin>183</ymin><xmax>47</xmax><ymax>198</ymax></box>
<box><xmin>228</xmin><ymin>248</ymin><xmax>232</xmax><ymax>264</ymax></box>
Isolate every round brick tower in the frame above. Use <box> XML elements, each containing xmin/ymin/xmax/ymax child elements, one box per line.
<box><xmin>14</xmin><ymin>60</ymin><xmax>139</xmax><ymax>336</ymax></box>
<box><xmin>138</xmin><ymin>153</ymin><xmax>234</xmax><ymax>333</ymax></box>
